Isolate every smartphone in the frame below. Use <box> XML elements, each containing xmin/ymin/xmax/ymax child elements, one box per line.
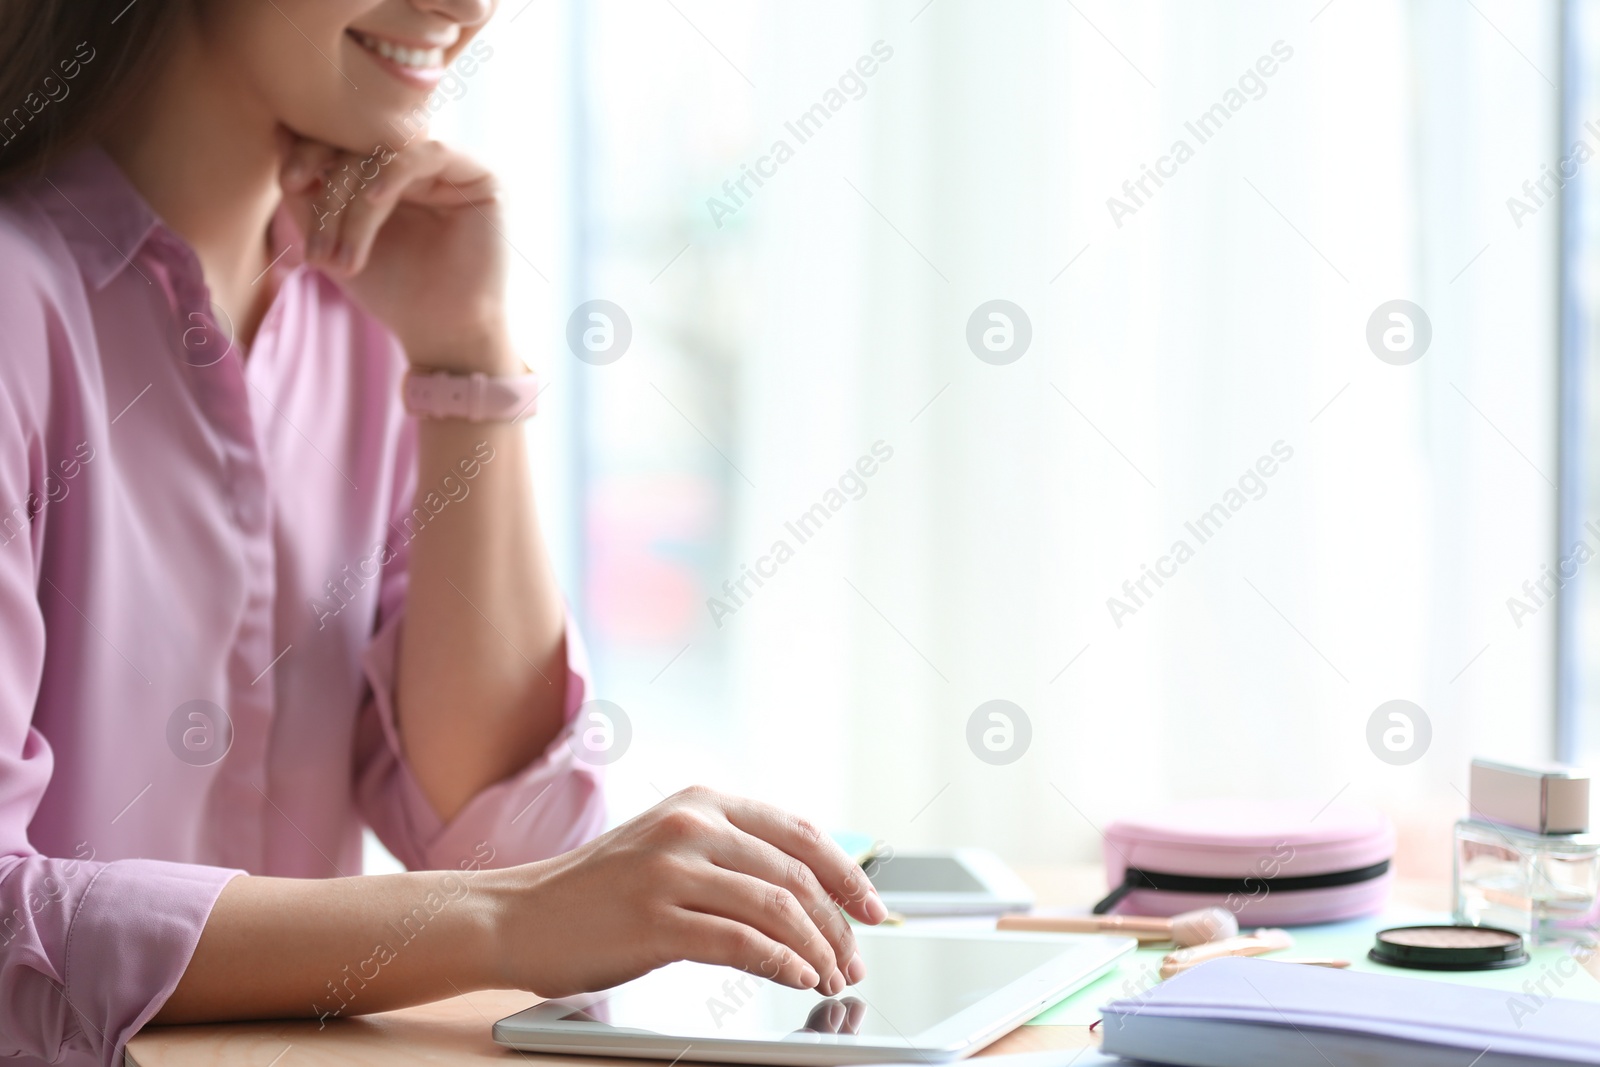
<box><xmin>860</xmin><ymin>848</ymin><xmax>1034</xmax><ymax>916</ymax></box>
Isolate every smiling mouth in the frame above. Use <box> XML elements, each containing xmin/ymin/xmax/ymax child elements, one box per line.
<box><xmin>348</xmin><ymin>31</ymin><xmax>446</xmax><ymax>73</ymax></box>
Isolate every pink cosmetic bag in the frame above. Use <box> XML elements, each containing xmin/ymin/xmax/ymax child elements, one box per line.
<box><xmin>1094</xmin><ymin>798</ymin><xmax>1395</xmax><ymax>925</ymax></box>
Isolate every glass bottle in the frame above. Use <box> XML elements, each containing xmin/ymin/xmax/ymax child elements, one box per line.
<box><xmin>1453</xmin><ymin>818</ymin><xmax>1600</xmax><ymax>946</ymax></box>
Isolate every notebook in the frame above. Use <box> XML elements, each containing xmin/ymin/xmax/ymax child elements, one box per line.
<box><xmin>1098</xmin><ymin>956</ymin><xmax>1600</xmax><ymax>1067</ymax></box>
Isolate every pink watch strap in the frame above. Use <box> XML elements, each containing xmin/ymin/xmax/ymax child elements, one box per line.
<box><xmin>402</xmin><ymin>370</ymin><xmax>542</xmax><ymax>422</ymax></box>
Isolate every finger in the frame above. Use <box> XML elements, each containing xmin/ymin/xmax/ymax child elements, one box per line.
<box><xmin>840</xmin><ymin>996</ymin><xmax>867</xmax><ymax>1034</ymax></box>
<box><xmin>668</xmin><ymin>910</ymin><xmax>819</xmax><ymax>990</ymax></box>
<box><xmin>305</xmin><ymin>150</ymin><xmax>381</xmax><ymax>266</ymax></box>
<box><xmin>279</xmin><ymin>138</ymin><xmax>340</xmax><ymax>196</ymax></box>
<box><xmin>276</xmin><ymin>183</ymin><xmax>337</xmax><ymax>267</ymax></box>
<box><xmin>687</xmin><ymin>868</ymin><xmax>842</xmax><ymax>995</ymax></box>
<box><xmin>324</xmin><ymin>156</ymin><xmax>403</xmax><ymax>274</ymax></box>
<box><xmin>720</xmin><ymin>798</ymin><xmax>888</xmax><ymax>925</ymax></box>
<box><xmin>277</xmin><ymin>150</ymin><xmax>355</xmax><ymax>266</ymax></box>
<box><xmin>326</xmin><ymin>142</ymin><xmax>455</xmax><ymax>273</ymax></box>
<box><xmin>384</xmin><ymin>140</ymin><xmax>497</xmax><ymax>209</ymax></box>
<box><xmin>803</xmin><ymin>1000</ymin><xmax>846</xmax><ymax>1034</ymax></box>
<box><xmin>277</xmin><ymin>144</ymin><xmax>342</xmax><ymax>262</ymax></box>
<box><xmin>711</xmin><ymin>830</ymin><xmax>860</xmax><ymax>988</ymax></box>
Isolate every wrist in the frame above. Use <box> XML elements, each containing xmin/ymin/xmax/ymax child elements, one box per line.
<box><xmin>408</xmin><ymin>325</ymin><xmax>522</xmax><ymax>377</ymax></box>
<box><xmin>426</xmin><ymin>865</ymin><xmax>515</xmax><ymax>994</ymax></box>
<box><xmin>478</xmin><ymin>863</ymin><xmax>538</xmax><ymax>991</ymax></box>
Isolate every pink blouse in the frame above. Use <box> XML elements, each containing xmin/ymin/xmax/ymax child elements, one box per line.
<box><xmin>0</xmin><ymin>147</ymin><xmax>604</xmax><ymax>1067</ymax></box>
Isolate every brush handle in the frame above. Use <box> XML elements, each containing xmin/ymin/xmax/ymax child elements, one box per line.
<box><xmin>1159</xmin><ymin>928</ymin><xmax>1293</xmax><ymax>979</ymax></box>
<box><xmin>996</xmin><ymin>914</ymin><xmax>1171</xmax><ymax>942</ymax></box>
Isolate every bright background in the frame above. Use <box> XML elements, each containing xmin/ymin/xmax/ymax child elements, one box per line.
<box><xmin>369</xmin><ymin>0</ymin><xmax>1577</xmax><ymax>882</ymax></box>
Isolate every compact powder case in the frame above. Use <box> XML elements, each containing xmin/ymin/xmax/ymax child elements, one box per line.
<box><xmin>1369</xmin><ymin>925</ymin><xmax>1529</xmax><ymax>971</ymax></box>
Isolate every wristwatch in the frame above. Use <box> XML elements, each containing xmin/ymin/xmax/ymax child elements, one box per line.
<box><xmin>402</xmin><ymin>369</ymin><xmax>542</xmax><ymax>422</ymax></box>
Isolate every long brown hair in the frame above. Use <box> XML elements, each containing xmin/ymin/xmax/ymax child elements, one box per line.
<box><xmin>0</xmin><ymin>1</ymin><xmax>189</xmax><ymax>184</ymax></box>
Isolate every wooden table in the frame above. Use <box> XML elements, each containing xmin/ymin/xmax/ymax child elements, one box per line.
<box><xmin>125</xmin><ymin>989</ymin><xmax>1096</xmax><ymax>1067</ymax></box>
<box><xmin>126</xmin><ymin>865</ymin><xmax>1451</xmax><ymax>1066</ymax></box>
<box><xmin>128</xmin><ymin>866</ymin><xmax>1120</xmax><ymax>1066</ymax></box>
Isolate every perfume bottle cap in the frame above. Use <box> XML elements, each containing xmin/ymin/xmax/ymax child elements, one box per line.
<box><xmin>1468</xmin><ymin>759</ymin><xmax>1590</xmax><ymax>835</ymax></box>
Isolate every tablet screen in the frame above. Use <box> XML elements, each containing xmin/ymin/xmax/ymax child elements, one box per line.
<box><xmin>536</xmin><ymin>931</ymin><xmax>1084</xmax><ymax>1043</ymax></box>
<box><xmin>862</xmin><ymin>855</ymin><xmax>989</xmax><ymax>894</ymax></box>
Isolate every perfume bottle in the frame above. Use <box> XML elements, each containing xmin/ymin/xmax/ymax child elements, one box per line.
<box><xmin>1453</xmin><ymin>760</ymin><xmax>1600</xmax><ymax>947</ymax></box>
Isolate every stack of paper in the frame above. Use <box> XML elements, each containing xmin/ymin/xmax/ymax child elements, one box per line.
<box><xmin>1098</xmin><ymin>957</ymin><xmax>1600</xmax><ymax>1066</ymax></box>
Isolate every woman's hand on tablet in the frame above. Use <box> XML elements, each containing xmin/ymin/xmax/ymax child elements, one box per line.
<box><xmin>487</xmin><ymin>786</ymin><xmax>889</xmax><ymax>998</ymax></box>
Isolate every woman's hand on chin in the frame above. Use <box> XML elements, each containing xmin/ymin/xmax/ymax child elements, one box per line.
<box><xmin>484</xmin><ymin>786</ymin><xmax>889</xmax><ymax>999</ymax></box>
<box><xmin>277</xmin><ymin>129</ymin><xmax>518</xmax><ymax>375</ymax></box>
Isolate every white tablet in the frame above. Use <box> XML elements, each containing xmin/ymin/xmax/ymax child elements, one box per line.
<box><xmin>492</xmin><ymin>927</ymin><xmax>1134</xmax><ymax>1066</ymax></box>
<box><xmin>862</xmin><ymin>849</ymin><xmax>1035</xmax><ymax>916</ymax></box>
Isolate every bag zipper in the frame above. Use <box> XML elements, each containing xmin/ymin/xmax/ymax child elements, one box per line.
<box><xmin>1091</xmin><ymin>859</ymin><xmax>1391</xmax><ymax>914</ymax></box>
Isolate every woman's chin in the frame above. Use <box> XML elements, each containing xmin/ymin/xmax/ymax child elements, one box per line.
<box><xmin>282</xmin><ymin>113</ymin><xmax>429</xmax><ymax>155</ymax></box>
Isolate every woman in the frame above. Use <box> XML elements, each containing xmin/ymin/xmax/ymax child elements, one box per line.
<box><xmin>0</xmin><ymin>3</ymin><xmax>885</xmax><ymax>1064</ymax></box>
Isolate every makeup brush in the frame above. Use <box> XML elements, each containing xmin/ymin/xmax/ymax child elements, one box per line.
<box><xmin>1159</xmin><ymin>928</ymin><xmax>1294</xmax><ymax>979</ymax></box>
<box><xmin>996</xmin><ymin>906</ymin><xmax>1239</xmax><ymax>947</ymax></box>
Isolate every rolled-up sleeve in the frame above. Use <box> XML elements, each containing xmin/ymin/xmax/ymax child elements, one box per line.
<box><xmin>354</xmin><ymin>610</ymin><xmax>606</xmax><ymax>871</ymax></box>
<box><xmin>352</xmin><ymin>417</ymin><xmax>606</xmax><ymax>872</ymax></box>
<box><xmin>0</xmin><ymin>852</ymin><xmax>239</xmax><ymax>1067</ymax></box>
<box><xmin>0</xmin><ymin>333</ymin><xmax>241</xmax><ymax>1067</ymax></box>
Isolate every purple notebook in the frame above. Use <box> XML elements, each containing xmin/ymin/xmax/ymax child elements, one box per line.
<box><xmin>1099</xmin><ymin>956</ymin><xmax>1600</xmax><ymax>1067</ymax></box>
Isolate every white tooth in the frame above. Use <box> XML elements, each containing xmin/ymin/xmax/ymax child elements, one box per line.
<box><xmin>359</xmin><ymin>34</ymin><xmax>444</xmax><ymax>70</ymax></box>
